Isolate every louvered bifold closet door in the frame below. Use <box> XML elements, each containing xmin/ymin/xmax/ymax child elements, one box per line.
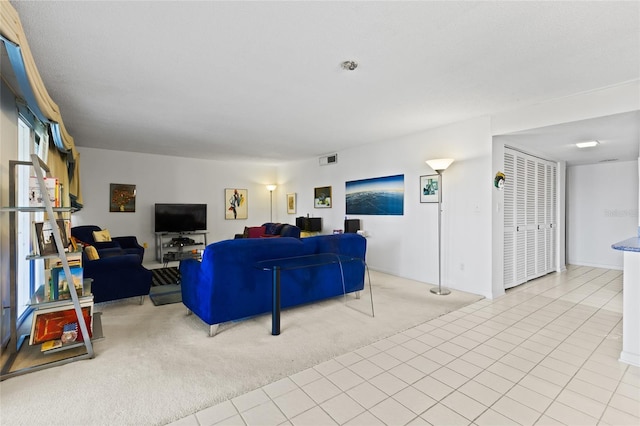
<box><xmin>504</xmin><ymin>148</ymin><xmax>557</xmax><ymax>289</ymax></box>
<box><xmin>525</xmin><ymin>157</ymin><xmax>537</xmax><ymax>280</ymax></box>
<box><xmin>535</xmin><ymin>161</ymin><xmax>547</xmax><ymax>279</ymax></box>
<box><xmin>515</xmin><ymin>154</ymin><xmax>528</xmax><ymax>285</ymax></box>
<box><xmin>547</xmin><ymin>163</ymin><xmax>557</xmax><ymax>271</ymax></box>
<box><xmin>503</xmin><ymin>151</ymin><xmax>517</xmax><ymax>288</ymax></box>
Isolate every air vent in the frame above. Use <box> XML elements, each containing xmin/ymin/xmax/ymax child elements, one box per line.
<box><xmin>319</xmin><ymin>154</ymin><xmax>338</xmax><ymax>166</ymax></box>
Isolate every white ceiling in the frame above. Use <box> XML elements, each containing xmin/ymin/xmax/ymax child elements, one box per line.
<box><xmin>8</xmin><ymin>1</ymin><xmax>640</xmax><ymax>165</ymax></box>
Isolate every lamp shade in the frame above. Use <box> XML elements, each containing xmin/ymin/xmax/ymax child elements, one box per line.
<box><xmin>266</xmin><ymin>184</ymin><xmax>277</xmax><ymax>191</ymax></box>
<box><xmin>425</xmin><ymin>158</ymin><xmax>454</xmax><ymax>172</ymax></box>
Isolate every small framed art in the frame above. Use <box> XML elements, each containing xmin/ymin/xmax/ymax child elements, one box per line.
<box><xmin>314</xmin><ymin>186</ymin><xmax>332</xmax><ymax>208</ymax></box>
<box><xmin>110</xmin><ymin>183</ymin><xmax>136</xmax><ymax>212</ymax></box>
<box><xmin>225</xmin><ymin>188</ymin><xmax>248</xmax><ymax>220</ymax></box>
<box><xmin>286</xmin><ymin>193</ymin><xmax>296</xmax><ymax>214</ymax></box>
<box><xmin>420</xmin><ymin>175</ymin><xmax>440</xmax><ymax>203</ymax></box>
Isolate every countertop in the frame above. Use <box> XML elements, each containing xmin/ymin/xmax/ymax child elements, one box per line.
<box><xmin>612</xmin><ymin>236</ymin><xmax>640</xmax><ymax>253</ymax></box>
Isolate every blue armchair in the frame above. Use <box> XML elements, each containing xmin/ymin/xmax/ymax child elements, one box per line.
<box><xmin>71</xmin><ymin>225</ymin><xmax>151</xmax><ymax>303</ymax></box>
<box><xmin>71</xmin><ymin>225</ymin><xmax>145</xmax><ymax>260</ymax></box>
<box><xmin>83</xmin><ymin>253</ymin><xmax>152</xmax><ymax>303</ymax></box>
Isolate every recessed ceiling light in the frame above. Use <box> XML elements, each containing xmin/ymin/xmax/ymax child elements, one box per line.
<box><xmin>576</xmin><ymin>140</ymin><xmax>599</xmax><ymax>148</ymax></box>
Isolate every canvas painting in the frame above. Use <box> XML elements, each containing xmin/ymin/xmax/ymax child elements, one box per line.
<box><xmin>225</xmin><ymin>188</ymin><xmax>248</xmax><ymax>219</ymax></box>
<box><xmin>110</xmin><ymin>183</ymin><xmax>136</xmax><ymax>212</ymax></box>
<box><xmin>346</xmin><ymin>174</ymin><xmax>404</xmax><ymax>215</ymax></box>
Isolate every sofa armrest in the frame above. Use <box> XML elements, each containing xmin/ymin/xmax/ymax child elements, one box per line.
<box><xmin>92</xmin><ymin>241</ymin><xmax>121</xmax><ymax>251</ymax></box>
<box><xmin>112</xmin><ymin>236</ymin><xmax>145</xmax><ymax>260</ymax></box>
<box><xmin>280</xmin><ymin>224</ymin><xmax>301</xmax><ymax>238</ymax></box>
<box><xmin>85</xmin><ymin>253</ymin><xmax>142</xmax><ymax>269</ymax></box>
<box><xmin>180</xmin><ymin>258</ymin><xmax>212</xmax><ymax>317</ymax></box>
<box><xmin>112</xmin><ymin>236</ymin><xmax>142</xmax><ymax>249</ymax></box>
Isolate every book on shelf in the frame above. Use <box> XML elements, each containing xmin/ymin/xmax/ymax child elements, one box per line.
<box><xmin>52</xmin><ymin>265</ymin><xmax>83</xmax><ymax>300</ymax></box>
<box><xmin>29</xmin><ymin>176</ymin><xmax>61</xmax><ymax>207</ymax></box>
<box><xmin>45</xmin><ymin>250</ymin><xmax>82</xmax><ymax>269</ymax></box>
<box><xmin>44</xmin><ymin>251</ymin><xmax>82</xmax><ymax>301</ymax></box>
<box><xmin>29</xmin><ymin>301</ymin><xmax>93</xmax><ymax>346</ymax></box>
<box><xmin>40</xmin><ymin>339</ymin><xmax>62</xmax><ymax>352</ymax></box>
<box><xmin>33</xmin><ymin>219</ymin><xmax>70</xmax><ymax>256</ymax></box>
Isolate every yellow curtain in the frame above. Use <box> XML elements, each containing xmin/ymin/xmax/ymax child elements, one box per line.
<box><xmin>1</xmin><ymin>0</ymin><xmax>82</xmax><ymax>204</ymax></box>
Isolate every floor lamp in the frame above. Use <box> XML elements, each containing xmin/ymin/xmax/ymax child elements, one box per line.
<box><xmin>266</xmin><ymin>184</ymin><xmax>277</xmax><ymax>222</ymax></box>
<box><xmin>425</xmin><ymin>158</ymin><xmax>454</xmax><ymax>296</ymax></box>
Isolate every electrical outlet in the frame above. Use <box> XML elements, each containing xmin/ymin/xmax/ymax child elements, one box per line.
<box><xmin>143</xmin><ymin>242</ymin><xmax>148</xmax><ymax>249</ymax></box>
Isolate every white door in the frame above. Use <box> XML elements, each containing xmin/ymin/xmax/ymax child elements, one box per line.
<box><xmin>504</xmin><ymin>148</ymin><xmax>557</xmax><ymax>289</ymax></box>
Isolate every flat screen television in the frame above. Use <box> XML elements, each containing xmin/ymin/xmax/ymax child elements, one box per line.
<box><xmin>154</xmin><ymin>203</ymin><xmax>207</xmax><ymax>233</ymax></box>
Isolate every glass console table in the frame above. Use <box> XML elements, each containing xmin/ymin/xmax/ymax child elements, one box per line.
<box><xmin>255</xmin><ymin>253</ymin><xmax>374</xmax><ymax>335</ymax></box>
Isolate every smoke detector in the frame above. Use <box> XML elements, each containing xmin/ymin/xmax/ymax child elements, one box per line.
<box><xmin>341</xmin><ymin>60</ymin><xmax>358</xmax><ymax>71</ymax></box>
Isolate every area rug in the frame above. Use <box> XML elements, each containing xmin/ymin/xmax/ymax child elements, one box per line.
<box><xmin>148</xmin><ymin>284</ymin><xmax>182</xmax><ymax>306</ymax></box>
<box><xmin>151</xmin><ymin>266</ymin><xmax>180</xmax><ymax>286</ymax></box>
<box><xmin>0</xmin><ymin>270</ymin><xmax>483</xmax><ymax>426</ymax></box>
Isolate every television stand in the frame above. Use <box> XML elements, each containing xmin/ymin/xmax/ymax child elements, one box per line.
<box><xmin>155</xmin><ymin>232</ymin><xmax>208</xmax><ymax>265</ymax></box>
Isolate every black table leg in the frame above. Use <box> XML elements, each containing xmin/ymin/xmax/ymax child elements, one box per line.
<box><xmin>272</xmin><ymin>267</ymin><xmax>281</xmax><ymax>335</ymax></box>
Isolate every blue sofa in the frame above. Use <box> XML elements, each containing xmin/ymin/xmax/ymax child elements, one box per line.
<box><xmin>180</xmin><ymin>233</ymin><xmax>366</xmax><ymax>336</ymax></box>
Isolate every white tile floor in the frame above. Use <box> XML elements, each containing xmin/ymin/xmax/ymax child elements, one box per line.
<box><xmin>169</xmin><ymin>266</ymin><xmax>640</xmax><ymax>425</ymax></box>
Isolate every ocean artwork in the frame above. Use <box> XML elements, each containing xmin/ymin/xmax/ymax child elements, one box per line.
<box><xmin>345</xmin><ymin>174</ymin><xmax>404</xmax><ymax>215</ymax></box>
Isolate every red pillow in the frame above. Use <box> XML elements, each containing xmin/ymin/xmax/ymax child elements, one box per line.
<box><xmin>247</xmin><ymin>226</ymin><xmax>266</xmax><ymax>238</ymax></box>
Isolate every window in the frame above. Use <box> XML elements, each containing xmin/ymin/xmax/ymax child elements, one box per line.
<box><xmin>15</xmin><ymin>117</ymin><xmax>47</xmax><ymax>321</ymax></box>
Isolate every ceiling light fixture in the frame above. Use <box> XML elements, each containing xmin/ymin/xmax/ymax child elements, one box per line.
<box><xmin>576</xmin><ymin>140</ymin><xmax>599</xmax><ymax>148</ymax></box>
<box><xmin>341</xmin><ymin>60</ymin><xmax>358</xmax><ymax>71</ymax></box>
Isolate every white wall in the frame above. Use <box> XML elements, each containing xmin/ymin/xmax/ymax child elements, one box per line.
<box><xmin>277</xmin><ymin>116</ymin><xmax>495</xmax><ymax>298</ymax></box>
<box><xmin>74</xmin><ymin>147</ymin><xmax>277</xmax><ymax>264</ymax></box>
<box><xmin>567</xmin><ymin>160</ymin><xmax>639</xmax><ymax>269</ymax></box>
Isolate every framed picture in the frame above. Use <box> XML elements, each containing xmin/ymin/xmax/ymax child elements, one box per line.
<box><xmin>314</xmin><ymin>186</ymin><xmax>332</xmax><ymax>208</ymax></box>
<box><xmin>110</xmin><ymin>183</ymin><xmax>136</xmax><ymax>212</ymax></box>
<box><xmin>225</xmin><ymin>188</ymin><xmax>248</xmax><ymax>220</ymax></box>
<box><xmin>29</xmin><ymin>302</ymin><xmax>93</xmax><ymax>345</ymax></box>
<box><xmin>346</xmin><ymin>174</ymin><xmax>404</xmax><ymax>215</ymax></box>
<box><xmin>33</xmin><ymin>219</ymin><xmax>70</xmax><ymax>255</ymax></box>
<box><xmin>420</xmin><ymin>174</ymin><xmax>440</xmax><ymax>203</ymax></box>
<box><xmin>286</xmin><ymin>193</ymin><xmax>296</xmax><ymax>214</ymax></box>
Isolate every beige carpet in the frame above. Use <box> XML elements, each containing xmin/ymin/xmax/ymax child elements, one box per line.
<box><xmin>0</xmin><ymin>270</ymin><xmax>483</xmax><ymax>426</ymax></box>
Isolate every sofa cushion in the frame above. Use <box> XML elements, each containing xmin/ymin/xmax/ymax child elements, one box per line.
<box><xmin>92</xmin><ymin>229</ymin><xmax>112</xmax><ymax>242</ymax></box>
<box><xmin>85</xmin><ymin>245</ymin><xmax>100</xmax><ymax>260</ymax></box>
<box><xmin>247</xmin><ymin>226</ymin><xmax>266</xmax><ymax>238</ymax></box>
<box><xmin>264</xmin><ymin>223</ymin><xmax>284</xmax><ymax>235</ymax></box>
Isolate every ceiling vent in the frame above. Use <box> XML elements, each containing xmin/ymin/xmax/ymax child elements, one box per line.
<box><xmin>319</xmin><ymin>154</ymin><xmax>338</xmax><ymax>166</ymax></box>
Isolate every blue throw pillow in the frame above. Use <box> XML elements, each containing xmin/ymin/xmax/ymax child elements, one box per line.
<box><xmin>264</xmin><ymin>223</ymin><xmax>284</xmax><ymax>235</ymax></box>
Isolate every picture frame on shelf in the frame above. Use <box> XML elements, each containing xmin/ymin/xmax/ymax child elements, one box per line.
<box><xmin>33</xmin><ymin>219</ymin><xmax>70</xmax><ymax>256</ymax></box>
<box><xmin>420</xmin><ymin>174</ymin><xmax>440</xmax><ymax>203</ymax></box>
<box><xmin>314</xmin><ymin>186</ymin><xmax>332</xmax><ymax>208</ymax></box>
<box><xmin>29</xmin><ymin>302</ymin><xmax>93</xmax><ymax>346</ymax></box>
<box><xmin>286</xmin><ymin>193</ymin><xmax>296</xmax><ymax>214</ymax></box>
<box><xmin>225</xmin><ymin>188</ymin><xmax>248</xmax><ymax>220</ymax></box>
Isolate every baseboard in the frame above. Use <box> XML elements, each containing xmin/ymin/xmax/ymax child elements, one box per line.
<box><xmin>567</xmin><ymin>260</ymin><xmax>623</xmax><ymax>270</ymax></box>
